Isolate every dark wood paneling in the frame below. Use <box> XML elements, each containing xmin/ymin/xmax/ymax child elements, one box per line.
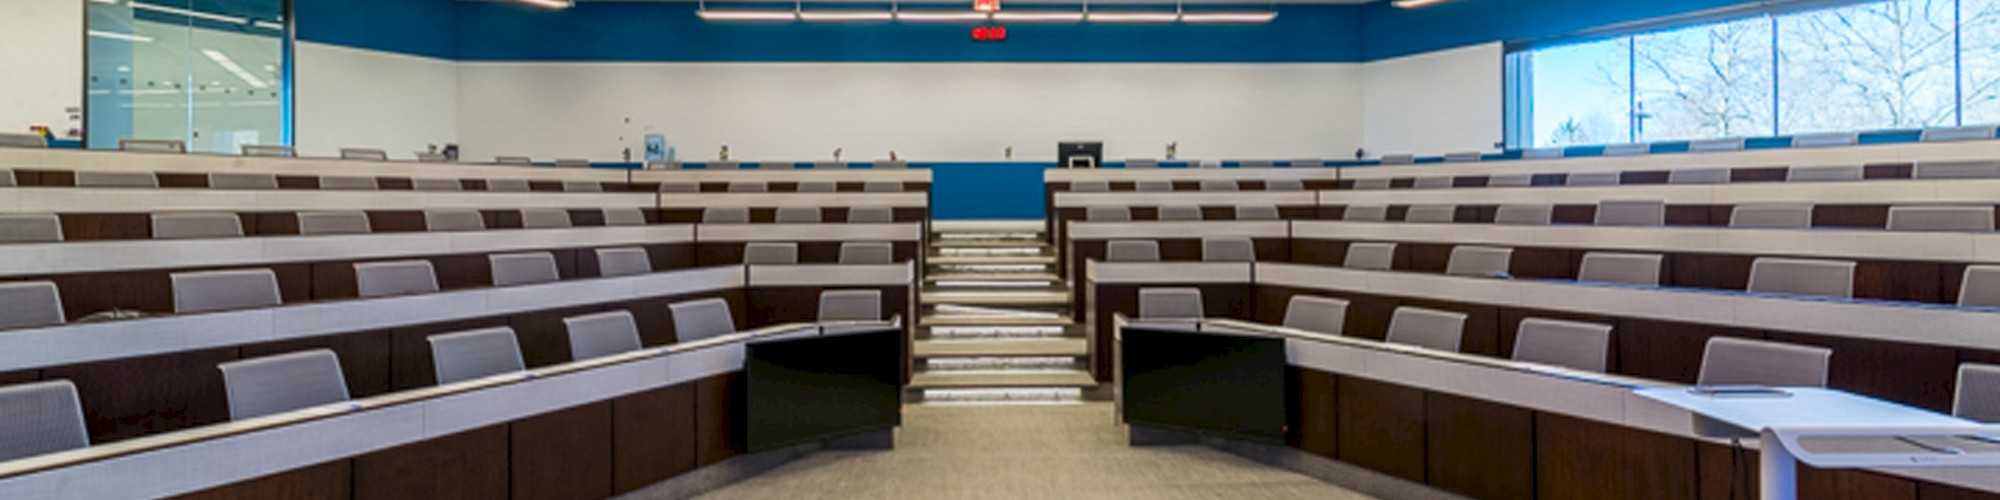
<box><xmin>170</xmin><ymin>461</ymin><xmax>350</xmax><ymax>500</ymax></box>
<box><xmin>612</xmin><ymin>383</ymin><xmax>699</xmax><ymax>494</ymax></box>
<box><xmin>1766</xmin><ymin>331</ymin><xmax>1959</xmax><ymax>413</ymax></box>
<box><xmin>1855</xmin><ymin>261</ymin><xmax>1948</xmax><ymax>304</ymax></box>
<box><xmin>1535</xmin><ymin>413</ymin><xmax>1697</xmax><ymax>500</ymax></box>
<box><xmin>1611</xmin><ymin>319</ymin><xmax>1728</xmax><ymax>384</ymax></box>
<box><xmin>511</xmin><ymin>402</ymin><xmax>616</xmax><ymax>500</ymax></box>
<box><xmin>1697</xmin><ymin>442</ymin><xmax>1756</xmax><ymax>500</ymax></box>
<box><xmin>1399</xmin><ymin>299</ymin><xmax>1500</xmax><ymax>357</ymax></box>
<box><xmin>353</xmin><ymin>425</ymin><xmax>510</xmax><ymax>500</ymax></box>
<box><xmin>695</xmin><ymin>373</ymin><xmax>746</xmax><ymax>466</ymax></box>
<box><xmin>1336</xmin><ymin>376</ymin><xmax>1427</xmax><ymax>483</ymax></box>
<box><xmin>1287</xmin><ymin>367</ymin><xmax>1338</xmax><ymax>458</ymax></box>
<box><xmin>1551</xmin><ymin>205</ymin><xmax>1596</xmax><ymax>225</ymax></box>
<box><xmin>1426</xmin><ymin>393</ymin><xmax>1534</xmax><ymax>500</ymax></box>
<box><xmin>59</xmin><ymin>213</ymin><xmax>150</xmax><ymax>241</ymax></box>
<box><xmin>240</xmin><ymin>332</ymin><xmax>394</xmax><ymax>399</ymax></box>
<box><xmin>46</xmin><ymin>346</ymin><xmax>235</xmax><ymax>444</ymax></box>
<box><xmin>1920</xmin><ymin>483</ymin><xmax>2000</xmax><ymax>499</ymax></box>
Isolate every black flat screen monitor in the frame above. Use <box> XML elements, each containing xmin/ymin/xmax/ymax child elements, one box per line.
<box><xmin>1120</xmin><ymin>326</ymin><xmax>1287</xmax><ymax>444</ymax></box>
<box><xmin>1058</xmin><ymin>141</ymin><xmax>1103</xmax><ymax>168</ymax></box>
<box><xmin>745</xmin><ymin>327</ymin><xmax>904</xmax><ymax>452</ymax></box>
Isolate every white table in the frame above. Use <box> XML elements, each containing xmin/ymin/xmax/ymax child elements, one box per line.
<box><xmin>1638</xmin><ymin>387</ymin><xmax>2000</xmax><ymax>500</ymax></box>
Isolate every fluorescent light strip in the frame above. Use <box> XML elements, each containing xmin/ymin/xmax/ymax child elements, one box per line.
<box><xmin>1085</xmin><ymin>11</ymin><xmax>1181</xmax><ymax>23</ymax></box>
<box><xmin>516</xmin><ymin>0</ymin><xmax>575</xmax><ymax>8</ymax></box>
<box><xmin>87</xmin><ymin>30</ymin><xmax>153</xmax><ymax>43</ymax></box>
<box><xmin>201</xmin><ymin>49</ymin><xmax>269</xmax><ymax>89</ymax></box>
<box><xmin>894</xmin><ymin>11</ymin><xmax>992</xmax><ymax>22</ymax></box>
<box><xmin>797</xmin><ymin>10</ymin><xmax>894</xmax><ymax>21</ymax></box>
<box><xmin>131</xmin><ymin>2</ymin><xmax>248</xmax><ymax>24</ymax></box>
<box><xmin>990</xmin><ymin>10</ymin><xmax>1085</xmax><ymax>22</ymax></box>
<box><xmin>697</xmin><ymin>9</ymin><xmax>799</xmax><ymax>21</ymax></box>
<box><xmin>1179</xmin><ymin>11</ymin><xmax>1277</xmax><ymax>23</ymax></box>
<box><xmin>1392</xmin><ymin>0</ymin><xmax>1456</xmax><ymax>8</ymax></box>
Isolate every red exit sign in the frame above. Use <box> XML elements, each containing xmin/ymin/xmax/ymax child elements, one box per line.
<box><xmin>972</xmin><ymin>26</ymin><xmax>1008</xmax><ymax>42</ymax></box>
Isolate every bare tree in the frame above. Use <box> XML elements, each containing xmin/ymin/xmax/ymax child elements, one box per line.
<box><xmin>1780</xmin><ymin>0</ymin><xmax>1958</xmax><ymax>130</ymax></box>
<box><xmin>1631</xmin><ymin>18</ymin><xmax>1774</xmax><ymax>140</ymax></box>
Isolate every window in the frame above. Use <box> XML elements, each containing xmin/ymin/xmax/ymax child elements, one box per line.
<box><xmin>1507</xmin><ymin>0</ymin><xmax>1992</xmax><ymax>148</ymax></box>
<box><xmin>86</xmin><ymin>0</ymin><xmax>289</xmax><ymax>152</ymax></box>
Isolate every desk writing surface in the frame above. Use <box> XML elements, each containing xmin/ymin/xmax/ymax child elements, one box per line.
<box><xmin>1636</xmin><ymin>387</ymin><xmax>1973</xmax><ymax>431</ymax></box>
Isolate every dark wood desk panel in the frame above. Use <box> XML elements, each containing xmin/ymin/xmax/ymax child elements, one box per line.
<box><xmin>512</xmin><ymin>402</ymin><xmax>616</xmax><ymax>500</ymax></box>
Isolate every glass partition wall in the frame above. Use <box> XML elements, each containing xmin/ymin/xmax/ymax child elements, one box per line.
<box><xmin>86</xmin><ymin>0</ymin><xmax>288</xmax><ymax>153</ymax></box>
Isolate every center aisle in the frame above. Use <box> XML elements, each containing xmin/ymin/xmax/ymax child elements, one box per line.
<box><xmin>674</xmin><ymin>403</ymin><xmax>1375</xmax><ymax>499</ymax></box>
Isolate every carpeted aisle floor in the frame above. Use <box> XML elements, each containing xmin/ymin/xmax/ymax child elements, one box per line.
<box><xmin>686</xmin><ymin>403</ymin><xmax>1375</xmax><ymax>500</ymax></box>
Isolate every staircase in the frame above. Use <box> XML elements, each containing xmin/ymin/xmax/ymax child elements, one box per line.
<box><xmin>910</xmin><ymin>220</ymin><xmax>1098</xmax><ymax>404</ymax></box>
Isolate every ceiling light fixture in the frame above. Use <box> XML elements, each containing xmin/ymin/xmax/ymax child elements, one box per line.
<box><xmin>131</xmin><ymin>2</ymin><xmax>250</xmax><ymax>24</ymax></box>
<box><xmin>1178</xmin><ymin>11</ymin><xmax>1277</xmax><ymax>23</ymax></box>
<box><xmin>797</xmin><ymin>10</ymin><xmax>895</xmax><ymax>21</ymax></box>
<box><xmin>201</xmin><ymin>49</ymin><xmax>269</xmax><ymax>89</ymax></box>
<box><xmin>515</xmin><ymin>0</ymin><xmax>575</xmax><ymax>9</ymax></box>
<box><xmin>1392</xmin><ymin>0</ymin><xmax>1457</xmax><ymax>8</ymax></box>
<box><xmin>87</xmin><ymin>29</ymin><xmax>153</xmax><ymax>43</ymax></box>
<box><xmin>1085</xmin><ymin>11</ymin><xmax>1182</xmax><ymax>23</ymax></box>
<box><xmin>894</xmin><ymin>11</ymin><xmax>992</xmax><ymax>22</ymax></box>
<box><xmin>697</xmin><ymin>9</ymin><xmax>800</xmax><ymax>21</ymax></box>
<box><xmin>990</xmin><ymin>10</ymin><xmax>1085</xmax><ymax>22</ymax></box>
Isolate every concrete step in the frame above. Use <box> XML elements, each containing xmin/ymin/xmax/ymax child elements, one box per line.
<box><xmin>919</xmin><ymin>314</ymin><xmax>1074</xmax><ymax>327</ymax></box>
<box><xmin>926</xmin><ymin>254</ymin><xmax>1059</xmax><ymax>265</ymax></box>
<box><xmin>921</xmin><ymin>290</ymin><xmax>1070</xmax><ymax>306</ymax></box>
<box><xmin>913</xmin><ymin>338</ymin><xmax>1089</xmax><ymax>358</ymax></box>
<box><xmin>929</xmin><ymin>239</ymin><xmax>1049</xmax><ymax>249</ymax></box>
<box><xmin>907</xmin><ymin>370</ymin><xmax>1099</xmax><ymax>389</ymax></box>
<box><xmin>924</xmin><ymin>272</ymin><xmax>1063</xmax><ymax>283</ymax></box>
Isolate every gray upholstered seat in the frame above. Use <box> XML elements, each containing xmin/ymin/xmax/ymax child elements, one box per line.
<box><xmin>1697</xmin><ymin>337</ymin><xmax>1831</xmax><ymax>386</ymax></box>
<box><xmin>1070</xmin><ymin>181</ymin><xmax>1110</xmax><ymax>192</ymax></box>
<box><xmin>603</xmin><ymin>208</ymin><xmax>647</xmax><ymax>226</ymax></box>
<box><xmin>798</xmin><ymin>181</ymin><xmax>837</xmax><ymax>193</ymax></box>
<box><xmin>811</xmin><ymin>161</ymin><xmax>840</xmax><ymax>170</ymax></box>
<box><xmin>152</xmin><ymin>213</ymin><xmax>244</xmax><ymax>239</ymax></box>
<box><xmin>1494</xmin><ymin>204</ymin><xmax>1553</xmax><ymax>225</ymax></box>
<box><xmin>1282</xmin><ymin>295</ymin><xmax>1348</xmax><ymax>335</ymax></box>
<box><xmin>1512</xmin><ymin>318</ymin><xmax>1612</xmax><ymax>372</ymax></box>
<box><xmin>1729</xmin><ymin>203</ymin><xmax>1813</xmax><ymax>229</ymax></box>
<box><xmin>1135</xmin><ymin>180</ymin><xmax>1172</xmax><ymax>192</ymax></box>
<box><xmin>1239</xmin><ymin>160</ymin><xmax>1276</xmax><ymax>168</ymax></box>
<box><xmin>1199</xmin><ymin>180</ymin><xmax>1238</xmax><ymax>192</ymax></box>
<box><xmin>1157</xmin><ymin>205</ymin><xmax>1203</xmax><ymax>221</ymax></box>
<box><xmin>1264</xmin><ymin>179</ymin><xmax>1305</xmax><ymax>191</ymax></box>
<box><xmin>1138</xmin><ymin>288</ymin><xmax>1203</xmax><ymax>320</ymax></box>
<box><xmin>1955</xmin><ymin>363</ymin><xmax>2000</xmax><ymax>423</ymax></box>
<box><xmin>1595</xmin><ymin>200</ymin><xmax>1666</xmax><ymax>227</ymax></box>
<box><xmin>562</xmin><ymin>180</ymin><xmax>603</xmax><ymax>192</ymax></box>
<box><xmin>0</xmin><ymin>133</ymin><xmax>47</xmax><ymax>149</ymax></box>
<box><xmin>1351</xmin><ymin>178</ymin><xmax>1391</xmax><ymax>190</ymax></box>
<box><xmin>490</xmin><ymin>252</ymin><xmax>559</xmax><ymax>286</ymax></box>
<box><xmin>704</xmin><ymin>207</ymin><xmax>751</xmax><ymax>223</ymax></box>
<box><xmin>172</xmin><ymin>269</ymin><xmax>281</xmax><ymax>313</ymax></box>
<box><xmin>708</xmin><ymin>161</ymin><xmax>741</xmax><ymax>170</ymax></box>
<box><xmin>871</xmin><ymin>160</ymin><xmax>908</xmax><ymax>169</ymax></box>
<box><xmin>353</xmin><ymin>260</ymin><xmax>440</xmax><ymax>298</ymax></box>
<box><xmin>1564</xmin><ymin>171</ymin><xmax>1620</xmax><ymax>187</ymax></box>
<box><xmin>864</xmin><ymin>181</ymin><xmax>903</xmax><ymax>193</ymax></box>
<box><xmin>1748</xmin><ymin>257</ymin><xmax>1855</xmax><ymax>299</ymax></box>
<box><xmin>1668</xmin><ymin>168</ymin><xmax>1730</xmax><ymax>184</ymax></box>
<box><xmin>1915</xmin><ymin>161</ymin><xmax>2000</xmax><ymax>179</ymax></box>
<box><xmin>519</xmin><ymin>208</ymin><xmax>573</xmax><ymax>229</ymax></box>
<box><xmin>1202</xmin><ymin>237</ymin><xmax>1255</xmax><ymax>262</ymax></box>
<box><xmin>1086</xmin><ymin>207</ymin><xmax>1131</xmax><ymax>222</ymax></box>
<box><xmin>75</xmin><ymin>171</ymin><xmax>158</xmax><ymax>188</ymax></box>
<box><xmin>0</xmin><ymin>169</ymin><xmax>11</xmax><ymax>186</ymax></box>
<box><xmin>1412</xmin><ymin>176</ymin><xmax>1454</xmax><ymax>189</ymax></box>
<box><xmin>1688</xmin><ymin>138</ymin><xmax>1745</xmax><ymax>153</ymax></box>
<box><xmin>670</xmin><ymin>298</ymin><xmax>738</xmax><ymax>343</ymax></box>
<box><xmin>428</xmin><ymin>327</ymin><xmax>526</xmax><ymax>385</ymax></box>
<box><xmin>1404</xmin><ymin>204</ymin><xmax>1455</xmax><ymax>223</ymax></box>
<box><xmin>727</xmin><ymin>182</ymin><xmax>767</xmax><ymax>193</ymax></box>
<box><xmin>1126</xmin><ymin>159</ymin><xmax>1160</xmax><ymax>169</ymax></box>
<box><xmin>118</xmin><ymin>139</ymin><xmax>185</xmax><ymax>153</ymax></box>
<box><xmin>658</xmin><ymin>182</ymin><xmax>700</xmax><ymax>193</ymax></box>
<box><xmin>1106</xmin><ymin>240</ymin><xmax>1161</xmax><ymax>262</ymax></box>
<box><xmin>1485</xmin><ymin>173</ymin><xmax>1534</xmax><ymax>188</ymax></box>
<box><xmin>564</xmin><ymin>311</ymin><xmax>644</xmax><ymax>361</ymax></box>
<box><xmin>1342</xmin><ymin>205</ymin><xmax>1388</xmax><ymax>222</ymax></box>
<box><xmin>1577</xmin><ymin>252</ymin><xmax>1664</xmax><ymax>286</ymax></box>
<box><xmin>1445</xmin><ymin>246</ymin><xmax>1512</xmax><ymax>278</ymax></box>
<box><xmin>1921</xmin><ymin>125</ymin><xmax>1997</xmax><ymax>142</ymax></box>
<box><xmin>495</xmin><ymin>156</ymin><xmax>533</xmax><ymax>165</ymax></box>
<box><xmin>318</xmin><ymin>176</ymin><xmax>378</xmax><ymax>190</ymax></box>
<box><xmin>1385</xmin><ymin>307</ymin><xmax>1467</xmax><ymax>351</ymax></box>
<box><xmin>416</xmin><ymin>152</ymin><xmax>449</xmax><ymax>163</ymax></box>
<box><xmin>1444</xmin><ymin>152</ymin><xmax>1483</xmax><ymax>163</ymax></box>
<box><xmin>339</xmin><ymin>148</ymin><xmax>389</xmax><ymax>161</ymax></box>
<box><xmin>217</xmin><ymin>350</ymin><xmax>350</xmax><ymax>420</ymax></box>
<box><xmin>760</xmin><ymin>162</ymin><xmax>793</xmax><ymax>170</ymax></box>
<box><xmin>847</xmin><ymin>207</ymin><xmax>894</xmax><ymax>223</ymax></box>
<box><xmin>0</xmin><ymin>214</ymin><xmax>63</xmax><ymax>243</ymax></box>
<box><xmin>0</xmin><ymin>380</ymin><xmax>89</xmax><ymax>462</ymax></box>
<box><xmin>0</xmin><ymin>281</ymin><xmax>65</xmax><ymax>330</ymax></box>
<box><xmin>297</xmin><ymin>211</ymin><xmax>372</xmax><ymax>235</ymax></box>
<box><xmin>1785</xmin><ymin>165</ymin><xmax>1864</xmax><ymax>182</ymax></box>
<box><xmin>555</xmin><ymin>159</ymin><xmax>591</xmax><ymax>169</ymax></box>
<box><xmin>818</xmin><ymin>290</ymin><xmax>883</xmax><ymax>322</ymax></box>
<box><xmin>1791</xmin><ymin>132</ymin><xmax>1859</xmax><ymax>148</ymax></box>
<box><xmin>1602</xmin><ymin>143</ymin><xmax>1650</xmax><ymax>156</ymax></box>
<box><xmin>1888</xmin><ymin>206</ymin><xmax>1994</xmax><ymax>232</ymax></box>
<box><xmin>1235</xmin><ymin>205</ymin><xmax>1281</xmax><ymax>221</ymax></box>
<box><xmin>1289</xmin><ymin>159</ymin><xmax>1325</xmax><ymax>168</ymax></box>
<box><xmin>424</xmin><ymin>209</ymin><xmax>487</xmax><ymax>231</ymax></box>
<box><xmin>1343</xmin><ymin>242</ymin><xmax>1397</xmax><ymax>271</ymax></box>
<box><xmin>775</xmin><ymin>207</ymin><xmax>822</xmax><ymax>223</ymax></box>
<box><xmin>486</xmin><ymin>179</ymin><xmax>532</xmax><ymax>192</ymax></box>
<box><xmin>594</xmin><ymin>247</ymin><xmax>652</xmax><ymax>277</ymax></box>
<box><xmin>208</xmin><ymin>172</ymin><xmax>278</xmax><ymax>190</ymax></box>
<box><xmin>839</xmin><ymin>242</ymin><xmax>894</xmax><ymax>264</ymax></box>
<box><xmin>743</xmin><ymin>243</ymin><xmax>799</xmax><ymax>265</ymax></box>
<box><xmin>1379</xmin><ymin>154</ymin><xmax>1416</xmax><ymax>165</ymax></box>
<box><xmin>1521</xmin><ymin>148</ymin><xmax>1563</xmax><ymax>159</ymax></box>
<box><xmin>1961</xmin><ymin>266</ymin><xmax>2000</xmax><ymax>308</ymax></box>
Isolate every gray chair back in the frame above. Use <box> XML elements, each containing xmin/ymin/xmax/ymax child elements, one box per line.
<box><xmin>119</xmin><ymin>139</ymin><xmax>185</xmax><ymax>153</ymax></box>
<box><xmin>297</xmin><ymin>211</ymin><xmax>372</xmax><ymax>235</ymax></box>
<box><xmin>1138</xmin><ymin>288</ymin><xmax>1203</xmax><ymax>319</ymax></box>
<box><xmin>0</xmin><ymin>169</ymin><xmax>11</xmax><ymax>186</ymax></box>
<box><xmin>871</xmin><ymin>160</ymin><xmax>908</xmax><ymax>169</ymax></box>
<box><xmin>864</xmin><ymin>181</ymin><xmax>903</xmax><ymax>193</ymax></box>
<box><xmin>1282</xmin><ymin>295</ymin><xmax>1348</xmax><ymax>335</ymax></box>
<box><xmin>1595</xmin><ymin>200</ymin><xmax>1666</xmax><ymax>227</ymax></box>
<box><xmin>595</xmin><ymin>247</ymin><xmax>653</xmax><ymax>277</ymax></box>
<box><xmin>759</xmin><ymin>162</ymin><xmax>792</xmax><ymax>170</ymax></box>
<box><xmin>519</xmin><ymin>208</ymin><xmax>573</xmax><ymax>229</ymax></box>
<box><xmin>1240</xmin><ymin>160</ymin><xmax>1276</xmax><ymax>168</ymax></box>
<box><xmin>839</xmin><ymin>242</ymin><xmax>894</xmax><ymax>264</ymax></box>
<box><xmin>818</xmin><ymin>290</ymin><xmax>882</xmax><ymax>322</ymax></box>
<box><xmin>0</xmin><ymin>281</ymin><xmax>65</xmax><ymax>330</ymax></box>
<box><xmin>1235</xmin><ymin>205</ymin><xmax>1280</xmax><ymax>221</ymax></box>
<box><xmin>704</xmin><ymin>207</ymin><xmax>751</xmax><ymax>223</ymax></box>
<box><xmin>1955</xmin><ymin>363</ymin><xmax>2000</xmax><ymax>423</ymax></box>
<box><xmin>1521</xmin><ymin>148</ymin><xmax>1563</xmax><ymax>159</ymax></box>
<box><xmin>339</xmin><ymin>148</ymin><xmax>388</xmax><ymax>161</ymax></box>
<box><xmin>848</xmin><ymin>207</ymin><xmax>894</xmax><ymax>223</ymax></box>
<box><xmin>1200</xmin><ymin>180</ymin><xmax>1238</xmax><ymax>192</ymax></box>
<box><xmin>1791</xmin><ymin>132</ymin><xmax>1859</xmax><ymax>148</ymax></box>
<box><xmin>1385</xmin><ymin>307</ymin><xmax>1467</xmax><ymax>351</ymax></box>
<box><xmin>1202</xmin><ymin>238</ymin><xmax>1255</xmax><ymax>262</ymax></box>
<box><xmin>1444</xmin><ymin>152</ymin><xmax>1482</xmax><ymax>163</ymax></box>
<box><xmin>1512</xmin><ymin>318</ymin><xmax>1612</xmax><ymax>372</ymax></box>
<box><xmin>1668</xmin><ymin>168</ymin><xmax>1730</xmax><ymax>184</ymax></box>
<box><xmin>1921</xmin><ymin>125</ymin><xmax>1997</xmax><ymax>142</ymax></box>
<box><xmin>1445</xmin><ymin>246</ymin><xmax>1512</xmax><ymax>278</ymax></box>
<box><xmin>603</xmin><ymin>208</ymin><xmax>647</xmax><ymax>226</ymax></box>
<box><xmin>1564</xmin><ymin>171</ymin><xmax>1620</xmax><ymax>187</ymax></box>
<box><xmin>1135</xmin><ymin>180</ymin><xmax>1172</xmax><ymax>192</ymax></box>
<box><xmin>798</xmin><ymin>181</ymin><xmax>836</xmax><ymax>193</ymax></box>
<box><xmin>1602</xmin><ymin>143</ymin><xmax>1651</xmax><ymax>156</ymax></box>
<box><xmin>1379</xmin><ymin>154</ymin><xmax>1416</xmax><ymax>165</ymax></box>
<box><xmin>1404</xmin><ymin>204</ymin><xmax>1455</xmax><ymax>223</ymax></box>
<box><xmin>152</xmin><ymin>213</ymin><xmax>244</xmax><ymax>239</ymax></box>
<box><xmin>555</xmin><ymin>159</ymin><xmax>591</xmax><ymax>169</ymax></box>
<box><xmin>1125</xmin><ymin>159</ymin><xmax>1160</xmax><ymax>169</ymax></box>
<box><xmin>1577</xmin><ymin>252</ymin><xmax>1663</xmax><ymax>286</ymax></box>
<box><xmin>671</xmin><ymin>298</ymin><xmax>737</xmax><ymax>342</ymax></box>
<box><xmin>810</xmin><ymin>161</ymin><xmax>840</xmax><ymax>170</ymax></box>
<box><xmin>1351</xmin><ymin>178</ymin><xmax>1391</xmax><ymax>190</ymax></box>
<box><xmin>495</xmin><ymin>156</ymin><xmax>533</xmax><ymax>165</ymax></box>
<box><xmin>218</xmin><ymin>350</ymin><xmax>350</xmax><ymax>420</ymax></box>
<box><xmin>490</xmin><ymin>252</ymin><xmax>559</xmax><ymax>286</ymax></box>
<box><xmin>425</xmin><ymin>209</ymin><xmax>487</xmax><ymax>231</ymax></box>
<box><xmin>727</xmin><ymin>182</ymin><xmax>767</xmax><ymax>193</ymax></box>
<box><xmin>658</xmin><ymin>182</ymin><xmax>700</xmax><ymax>193</ymax></box>
<box><xmin>208</xmin><ymin>172</ymin><xmax>278</xmax><ymax>190</ymax></box>
<box><xmin>1486</xmin><ymin>173</ymin><xmax>1534</xmax><ymax>188</ymax></box>
<box><xmin>0</xmin><ymin>214</ymin><xmax>63</xmax><ymax>243</ymax></box>
<box><xmin>1289</xmin><ymin>159</ymin><xmax>1325</xmax><ymax>168</ymax></box>
<box><xmin>1086</xmin><ymin>207</ymin><xmax>1131</xmax><ymax>222</ymax></box>
<box><xmin>486</xmin><ymin>179</ymin><xmax>532</xmax><ymax>192</ymax></box>
<box><xmin>1343</xmin><ymin>242</ymin><xmax>1397</xmax><ymax>270</ymax></box>
<box><xmin>775</xmin><ymin>207</ymin><xmax>822</xmax><ymax>223</ymax></box>
<box><xmin>1412</xmin><ymin>176</ymin><xmax>1454</xmax><ymax>189</ymax></box>
<box><xmin>1786</xmin><ymin>165</ymin><xmax>1864</xmax><ymax>182</ymax></box>
<box><xmin>1107</xmin><ymin>240</ymin><xmax>1161</xmax><ymax>262</ymax></box>
<box><xmin>172</xmin><ymin>269</ymin><xmax>281</xmax><ymax>313</ymax></box>
<box><xmin>1264</xmin><ymin>179</ymin><xmax>1305</xmax><ymax>191</ymax></box>
<box><xmin>416</xmin><ymin>152</ymin><xmax>449</xmax><ymax>163</ymax></box>
<box><xmin>1698</xmin><ymin>337</ymin><xmax>1831</xmax><ymax>386</ymax></box>
<box><xmin>0</xmin><ymin>133</ymin><xmax>47</xmax><ymax>149</ymax></box>
<box><xmin>708</xmin><ymin>161</ymin><xmax>741</xmax><ymax>170</ymax></box>
<box><xmin>1494</xmin><ymin>204</ymin><xmax>1553</xmax><ymax>225</ymax></box>
<box><xmin>1342</xmin><ymin>205</ymin><xmax>1388</xmax><ymax>222</ymax></box>
<box><xmin>318</xmin><ymin>176</ymin><xmax>378</xmax><ymax>190</ymax></box>
<box><xmin>1729</xmin><ymin>203</ymin><xmax>1813</xmax><ymax>229</ymax></box>
<box><xmin>1071</xmin><ymin>181</ymin><xmax>1110</xmax><ymax>192</ymax></box>
<box><xmin>428</xmin><ymin>327</ymin><xmax>526</xmax><ymax>385</ymax></box>
<box><xmin>1961</xmin><ymin>265</ymin><xmax>2000</xmax><ymax>308</ymax></box>
<box><xmin>354</xmin><ymin>260</ymin><xmax>440</xmax><ymax>298</ymax></box>
<box><xmin>1915</xmin><ymin>161</ymin><xmax>2000</xmax><ymax>179</ymax></box>
<box><xmin>1888</xmin><ymin>206</ymin><xmax>1994</xmax><ymax>232</ymax></box>
<box><xmin>1157</xmin><ymin>205</ymin><xmax>1203</xmax><ymax>221</ymax></box>
<box><xmin>744</xmin><ymin>243</ymin><xmax>799</xmax><ymax>265</ymax></box>
<box><xmin>564</xmin><ymin>311</ymin><xmax>644</xmax><ymax>361</ymax></box>
<box><xmin>1687</xmin><ymin>138</ymin><xmax>1745</xmax><ymax>153</ymax></box>
<box><xmin>0</xmin><ymin>380</ymin><xmax>89</xmax><ymax>462</ymax></box>
<box><xmin>75</xmin><ymin>171</ymin><xmax>158</xmax><ymax>188</ymax></box>
<box><xmin>563</xmin><ymin>180</ymin><xmax>602</xmax><ymax>192</ymax></box>
<box><xmin>1748</xmin><ymin>257</ymin><xmax>1855</xmax><ymax>298</ymax></box>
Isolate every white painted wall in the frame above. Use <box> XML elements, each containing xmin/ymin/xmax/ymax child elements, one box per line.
<box><xmin>1360</xmin><ymin>42</ymin><xmax>1504</xmax><ymax>157</ymax></box>
<box><xmin>453</xmin><ymin>62</ymin><xmax>1362</xmax><ymax>163</ymax></box>
<box><xmin>294</xmin><ymin>42</ymin><xmax>458</xmax><ymax>159</ymax></box>
<box><xmin>0</xmin><ymin>0</ymin><xmax>82</xmax><ymax>135</ymax></box>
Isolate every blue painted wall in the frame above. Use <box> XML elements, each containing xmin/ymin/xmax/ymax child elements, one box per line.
<box><xmin>295</xmin><ymin>0</ymin><xmax>459</xmax><ymax>59</ymax></box>
<box><xmin>930</xmin><ymin>163</ymin><xmax>1055</xmax><ymax>219</ymax></box>
<box><xmin>1357</xmin><ymin>0</ymin><xmax>1769</xmax><ymax>60</ymax></box>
